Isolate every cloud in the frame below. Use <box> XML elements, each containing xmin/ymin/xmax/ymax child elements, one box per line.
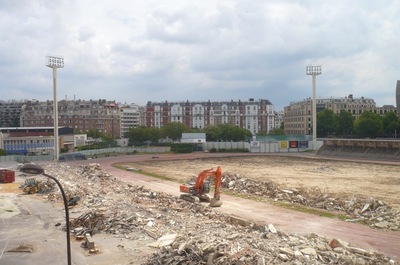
<box><xmin>0</xmin><ymin>0</ymin><xmax>399</xmax><ymax>110</ymax></box>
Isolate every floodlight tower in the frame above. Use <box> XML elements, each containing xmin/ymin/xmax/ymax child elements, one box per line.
<box><xmin>46</xmin><ymin>56</ymin><xmax>64</xmax><ymax>161</ymax></box>
<box><xmin>306</xmin><ymin>65</ymin><xmax>321</xmax><ymax>151</ymax></box>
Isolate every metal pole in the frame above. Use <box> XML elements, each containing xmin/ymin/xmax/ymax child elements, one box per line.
<box><xmin>46</xmin><ymin>55</ymin><xmax>63</xmax><ymax>161</ymax></box>
<box><xmin>306</xmin><ymin>65</ymin><xmax>321</xmax><ymax>152</ymax></box>
<box><xmin>312</xmin><ymin>74</ymin><xmax>317</xmax><ymax>151</ymax></box>
<box><xmin>53</xmin><ymin>67</ymin><xmax>59</xmax><ymax>161</ymax></box>
<box><xmin>43</xmin><ymin>172</ymin><xmax>71</xmax><ymax>265</ymax></box>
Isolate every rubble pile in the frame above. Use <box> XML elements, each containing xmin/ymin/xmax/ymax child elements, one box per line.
<box><xmin>37</xmin><ymin>163</ymin><xmax>397</xmax><ymax>264</ymax></box>
<box><xmin>144</xmin><ymin>224</ymin><xmax>395</xmax><ymax>265</ymax></box>
<box><xmin>70</xmin><ymin>212</ymin><xmax>106</xmax><ymax>235</ymax></box>
<box><xmin>221</xmin><ymin>173</ymin><xmax>400</xmax><ymax>231</ymax></box>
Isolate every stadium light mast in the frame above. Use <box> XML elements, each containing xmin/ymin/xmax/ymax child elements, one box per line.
<box><xmin>306</xmin><ymin>65</ymin><xmax>321</xmax><ymax>151</ymax></box>
<box><xmin>46</xmin><ymin>55</ymin><xmax>64</xmax><ymax>161</ymax></box>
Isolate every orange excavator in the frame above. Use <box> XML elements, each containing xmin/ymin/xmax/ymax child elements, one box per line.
<box><xmin>179</xmin><ymin>166</ymin><xmax>223</xmax><ymax>207</ymax></box>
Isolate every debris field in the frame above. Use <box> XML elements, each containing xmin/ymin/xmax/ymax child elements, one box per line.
<box><xmin>24</xmin><ymin>163</ymin><xmax>398</xmax><ymax>264</ymax></box>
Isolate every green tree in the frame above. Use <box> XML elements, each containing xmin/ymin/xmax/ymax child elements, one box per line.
<box><xmin>0</xmin><ymin>149</ymin><xmax>7</xmax><ymax>156</ymax></box>
<box><xmin>205</xmin><ymin>124</ymin><xmax>252</xmax><ymax>141</ymax></box>
<box><xmin>126</xmin><ymin>126</ymin><xmax>161</xmax><ymax>145</ymax></box>
<box><xmin>87</xmin><ymin>129</ymin><xmax>104</xmax><ymax>139</ymax></box>
<box><xmin>100</xmin><ymin>133</ymin><xmax>117</xmax><ymax>148</ymax></box>
<box><xmin>204</xmin><ymin>125</ymin><xmax>222</xmax><ymax>141</ymax></box>
<box><xmin>224</xmin><ymin>124</ymin><xmax>252</xmax><ymax>141</ymax></box>
<box><xmin>354</xmin><ymin>111</ymin><xmax>383</xmax><ymax>138</ymax></box>
<box><xmin>161</xmin><ymin>122</ymin><xmax>187</xmax><ymax>141</ymax></box>
<box><xmin>336</xmin><ymin>110</ymin><xmax>354</xmax><ymax>136</ymax></box>
<box><xmin>185</xmin><ymin>127</ymin><xmax>203</xmax><ymax>133</ymax></box>
<box><xmin>317</xmin><ymin>109</ymin><xmax>337</xmax><ymax>137</ymax></box>
<box><xmin>147</xmin><ymin>127</ymin><xmax>162</xmax><ymax>143</ymax></box>
<box><xmin>256</xmin><ymin>131</ymin><xmax>268</xmax><ymax>136</ymax></box>
<box><xmin>382</xmin><ymin>111</ymin><xmax>400</xmax><ymax>138</ymax></box>
<box><xmin>268</xmin><ymin>128</ymin><xmax>285</xmax><ymax>135</ymax></box>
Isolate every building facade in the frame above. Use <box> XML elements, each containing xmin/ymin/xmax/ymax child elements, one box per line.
<box><xmin>0</xmin><ymin>127</ymin><xmax>73</xmax><ymax>155</ymax></box>
<box><xmin>146</xmin><ymin>98</ymin><xmax>275</xmax><ymax>135</ymax></box>
<box><xmin>0</xmin><ymin>100</ymin><xmax>26</xmax><ymax>127</ymax></box>
<box><xmin>284</xmin><ymin>94</ymin><xmax>398</xmax><ymax>135</ymax></box>
<box><xmin>119</xmin><ymin>103</ymin><xmax>142</xmax><ymax>138</ymax></box>
<box><xmin>20</xmin><ymin>99</ymin><xmax>121</xmax><ymax>138</ymax></box>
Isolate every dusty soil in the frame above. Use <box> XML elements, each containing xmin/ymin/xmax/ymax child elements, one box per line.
<box><xmin>120</xmin><ymin>155</ymin><xmax>400</xmax><ymax>210</ymax></box>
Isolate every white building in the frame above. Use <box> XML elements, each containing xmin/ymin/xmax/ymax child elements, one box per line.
<box><xmin>181</xmin><ymin>133</ymin><xmax>206</xmax><ymax>143</ymax></box>
<box><xmin>119</xmin><ymin>103</ymin><xmax>141</xmax><ymax>138</ymax></box>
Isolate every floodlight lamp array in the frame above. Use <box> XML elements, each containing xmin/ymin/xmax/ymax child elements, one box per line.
<box><xmin>306</xmin><ymin>65</ymin><xmax>321</xmax><ymax>75</ymax></box>
<box><xmin>46</xmin><ymin>56</ymin><xmax>65</xmax><ymax>68</ymax></box>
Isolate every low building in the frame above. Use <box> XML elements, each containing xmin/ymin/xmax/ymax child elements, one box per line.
<box><xmin>181</xmin><ymin>133</ymin><xmax>206</xmax><ymax>143</ymax></box>
<box><xmin>61</xmin><ymin>134</ymin><xmax>87</xmax><ymax>152</ymax></box>
<box><xmin>0</xmin><ymin>127</ymin><xmax>73</xmax><ymax>155</ymax></box>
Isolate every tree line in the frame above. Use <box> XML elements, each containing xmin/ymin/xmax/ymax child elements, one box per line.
<box><xmin>317</xmin><ymin>109</ymin><xmax>400</xmax><ymax>138</ymax></box>
<box><xmin>125</xmin><ymin>122</ymin><xmax>253</xmax><ymax>146</ymax></box>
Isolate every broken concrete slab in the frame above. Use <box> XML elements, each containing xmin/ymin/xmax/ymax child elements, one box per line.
<box><xmin>148</xmin><ymin>233</ymin><xmax>177</xmax><ymax>248</ymax></box>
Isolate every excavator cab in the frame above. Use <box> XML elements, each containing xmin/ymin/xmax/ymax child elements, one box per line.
<box><xmin>179</xmin><ymin>166</ymin><xmax>223</xmax><ymax>207</ymax></box>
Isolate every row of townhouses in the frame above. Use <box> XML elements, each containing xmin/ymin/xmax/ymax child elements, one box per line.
<box><xmin>145</xmin><ymin>98</ymin><xmax>278</xmax><ymax>135</ymax></box>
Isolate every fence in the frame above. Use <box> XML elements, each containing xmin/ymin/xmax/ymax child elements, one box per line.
<box><xmin>202</xmin><ymin>142</ymin><xmax>250</xmax><ymax>151</ymax></box>
<box><xmin>78</xmin><ymin>146</ymin><xmax>170</xmax><ymax>157</ymax></box>
<box><xmin>202</xmin><ymin>140</ymin><xmax>322</xmax><ymax>153</ymax></box>
<box><xmin>0</xmin><ymin>146</ymin><xmax>171</xmax><ymax>163</ymax></box>
<box><xmin>0</xmin><ymin>154</ymin><xmax>55</xmax><ymax>163</ymax></box>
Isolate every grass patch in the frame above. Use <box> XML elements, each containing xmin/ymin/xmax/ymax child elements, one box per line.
<box><xmin>113</xmin><ymin>163</ymin><xmax>178</xmax><ymax>182</ymax></box>
<box><xmin>136</xmin><ymin>170</ymin><xmax>177</xmax><ymax>182</ymax></box>
<box><xmin>271</xmin><ymin>200</ymin><xmax>349</xmax><ymax>220</ymax></box>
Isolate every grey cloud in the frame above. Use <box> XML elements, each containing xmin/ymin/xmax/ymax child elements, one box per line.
<box><xmin>0</xmin><ymin>0</ymin><xmax>399</xmax><ymax>111</ymax></box>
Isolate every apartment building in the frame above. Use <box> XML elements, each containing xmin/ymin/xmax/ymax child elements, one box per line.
<box><xmin>284</xmin><ymin>94</ymin><xmax>397</xmax><ymax>135</ymax></box>
<box><xmin>119</xmin><ymin>103</ymin><xmax>142</xmax><ymax>138</ymax></box>
<box><xmin>0</xmin><ymin>100</ymin><xmax>26</xmax><ymax>127</ymax></box>
<box><xmin>146</xmin><ymin>98</ymin><xmax>275</xmax><ymax>135</ymax></box>
<box><xmin>20</xmin><ymin>99</ymin><xmax>121</xmax><ymax>138</ymax></box>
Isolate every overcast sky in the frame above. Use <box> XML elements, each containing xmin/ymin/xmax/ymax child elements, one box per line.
<box><xmin>1</xmin><ymin>0</ymin><xmax>399</xmax><ymax>111</ymax></box>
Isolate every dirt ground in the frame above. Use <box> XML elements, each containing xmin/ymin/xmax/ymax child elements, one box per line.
<box><xmin>121</xmin><ymin>155</ymin><xmax>400</xmax><ymax>210</ymax></box>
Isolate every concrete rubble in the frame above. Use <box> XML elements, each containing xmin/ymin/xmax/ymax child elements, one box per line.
<box><xmin>221</xmin><ymin>173</ymin><xmax>400</xmax><ymax>231</ymax></box>
<box><xmin>24</xmin><ymin>163</ymin><xmax>397</xmax><ymax>264</ymax></box>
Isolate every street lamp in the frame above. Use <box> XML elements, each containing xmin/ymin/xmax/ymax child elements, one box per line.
<box><xmin>306</xmin><ymin>65</ymin><xmax>322</xmax><ymax>151</ymax></box>
<box><xmin>20</xmin><ymin>163</ymin><xmax>71</xmax><ymax>265</ymax></box>
<box><xmin>46</xmin><ymin>55</ymin><xmax>64</xmax><ymax>161</ymax></box>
